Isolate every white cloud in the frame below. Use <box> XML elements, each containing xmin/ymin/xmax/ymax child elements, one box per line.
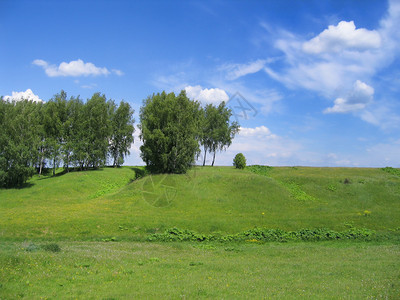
<box><xmin>263</xmin><ymin>0</ymin><xmax>400</xmax><ymax>127</ymax></box>
<box><xmin>3</xmin><ymin>89</ymin><xmax>43</xmax><ymax>103</ymax></box>
<box><xmin>32</xmin><ymin>59</ymin><xmax>118</xmax><ymax>77</ymax></box>
<box><xmin>324</xmin><ymin>80</ymin><xmax>374</xmax><ymax>113</ymax></box>
<box><xmin>185</xmin><ymin>85</ymin><xmax>229</xmax><ymax>104</ymax></box>
<box><xmin>221</xmin><ymin>59</ymin><xmax>267</xmax><ymax>80</ymax></box>
<box><xmin>302</xmin><ymin>21</ymin><xmax>381</xmax><ymax>54</ymax></box>
<box><xmin>239</xmin><ymin>125</ymin><xmax>276</xmax><ymax>138</ymax></box>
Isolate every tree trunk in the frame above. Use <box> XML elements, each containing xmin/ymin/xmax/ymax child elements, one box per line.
<box><xmin>202</xmin><ymin>146</ymin><xmax>207</xmax><ymax>166</ymax></box>
<box><xmin>211</xmin><ymin>151</ymin><xmax>216</xmax><ymax>167</ymax></box>
<box><xmin>66</xmin><ymin>153</ymin><xmax>69</xmax><ymax>173</ymax></box>
<box><xmin>53</xmin><ymin>156</ymin><xmax>56</xmax><ymax>176</ymax></box>
<box><xmin>39</xmin><ymin>148</ymin><xmax>44</xmax><ymax>177</ymax></box>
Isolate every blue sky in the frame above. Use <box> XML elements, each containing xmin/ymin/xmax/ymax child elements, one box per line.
<box><xmin>1</xmin><ymin>0</ymin><xmax>399</xmax><ymax>167</ymax></box>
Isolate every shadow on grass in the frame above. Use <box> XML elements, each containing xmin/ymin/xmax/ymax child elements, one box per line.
<box><xmin>130</xmin><ymin>167</ymin><xmax>149</xmax><ymax>181</ymax></box>
<box><xmin>36</xmin><ymin>166</ymin><xmax>106</xmax><ymax>182</ymax></box>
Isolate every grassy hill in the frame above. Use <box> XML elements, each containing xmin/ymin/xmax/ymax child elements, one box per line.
<box><xmin>1</xmin><ymin>166</ymin><xmax>399</xmax><ymax>299</ymax></box>
<box><xmin>0</xmin><ymin>166</ymin><xmax>399</xmax><ymax>240</ymax></box>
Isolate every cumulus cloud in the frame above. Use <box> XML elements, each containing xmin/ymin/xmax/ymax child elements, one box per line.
<box><xmin>324</xmin><ymin>80</ymin><xmax>374</xmax><ymax>113</ymax></box>
<box><xmin>239</xmin><ymin>125</ymin><xmax>276</xmax><ymax>138</ymax></box>
<box><xmin>221</xmin><ymin>59</ymin><xmax>268</xmax><ymax>80</ymax></box>
<box><xmin>302</xmin><ymin>21</ymin><xmax>381</xmax><ymax>54</ymax></box>
<box><xmin>185</xmin><ymin>85</ymin><xmax>229</xmax><ymax>104</ymax></box>
<box><xmin>32</xmin><ymin>59</ymin><xmax>122</xmax><ymax>77</ymax></box>
<box><xmin>3</xmin><ymin>89</ymin><xmax>43</xmax><ymax>103</ymax></box>
<box><xmin>262</xmin><ymin>0</ymin><xmax>400</xmax><ymax>127</ymax></box>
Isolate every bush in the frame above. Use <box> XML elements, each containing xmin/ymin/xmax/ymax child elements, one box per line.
<box><xmin>233</xmin><ymin>153</ymin><xmax>246</xmax><ymax>169</ymax></box>
<box><xmin>42</xmin><ymin>243</ymin><xmax>61</xmax><ymax>252</ymax></box>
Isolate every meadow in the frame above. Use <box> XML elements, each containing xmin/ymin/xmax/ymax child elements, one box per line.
<box><xmin>0</xmin><ymin>166</ymin><xmax>399</xmax><ymax>298</ymax></box>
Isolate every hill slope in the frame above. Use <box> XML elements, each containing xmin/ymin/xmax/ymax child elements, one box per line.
<box><xmin>0</xmin><ymin>166</ymin><xmax>399</xmax><ymax>240</ymax></box>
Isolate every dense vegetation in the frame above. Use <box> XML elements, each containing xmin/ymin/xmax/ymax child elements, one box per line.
<box><xmin>1</xmin><ymin>89</ymin><xmax>238</xmax><ymax>186</ymax></box>
<box><xmin>233</xmin><ymin>153</ymin><xmax>246</xmax><ymax>169</ymax></box>
<box><xmin>0</xmin><ymin>91</ymin><xmax>135</xmax><ymax>187</ymax></box>
<box><xmin>139</xmin><ymin>91</ymin><xmax>239</xmax><ymax>173</ymax></box>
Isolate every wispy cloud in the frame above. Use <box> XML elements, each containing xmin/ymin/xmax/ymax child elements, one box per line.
<box><xmin>262</xmin><ymin>0</ymin><xmax>400</xmax><ymax>127</ymax></box>
<box><xmin>33</xmin><ymin>59</ymin><xmax>123</xmax><ymax>77</ymax></box>
<box><xmin>220</xmin><ymin>59</ymin><xmax>269</xmax><ymax>80</ymax></box>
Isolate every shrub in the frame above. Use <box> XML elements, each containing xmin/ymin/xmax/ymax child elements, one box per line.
<box><xmin>42</xmin><ymin>243</ymin><xmax>61</xmax><ymax>252</ymax></box>
<box><xmin>233</xmin><ymin>153</ymin><xmax>246</xmax><ymax>169</ymax></box>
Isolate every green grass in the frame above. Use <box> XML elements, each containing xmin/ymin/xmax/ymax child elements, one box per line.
<box><xmin>0</xmin><ymin>241</ymin><xmax>399</xmax><ymax>299</ymax></box>
<box><xmin>0</xmin><ymin>165</ymin><xmax>399</xmax><ymax>298</ymax></box>
<box><xmin>0</xmin><ymin>166</ymin><xmax>399</xmax><ymax>239</ymax></box>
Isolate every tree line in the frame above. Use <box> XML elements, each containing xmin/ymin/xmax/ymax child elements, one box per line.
<box><xmin>0</xmin><ymin>91</ymin><xmax>135</xmax><ymax>187</ymax></box>
<box><xmin>1</xmin><ymin>89</ymin><xmax>239</xmax><ymax>187</ymax></box>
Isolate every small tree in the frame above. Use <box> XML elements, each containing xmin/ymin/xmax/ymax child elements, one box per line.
<box><xmin>200</xmin><ymin>102</ymin><xmax>239</xmax><ymax>166</ymax></box>
<box><xmin>233</xmin><ymin>153</ymin><xmax>246</xmax><ymax>169</ymax></box>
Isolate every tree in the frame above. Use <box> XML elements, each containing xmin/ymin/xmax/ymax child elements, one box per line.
<box><xmin>200</xmin><ymin>102</ymin><xmax>239</xmax><ymax>166</ymax></box>
<box><xmin>139</xmin><ymin>91</ymin><xmax>201</xmax><ymax>173</ymax></box>
<box><xmin>43</xmin><ymin>91</ymin><xmax>67</xmax><ymax>176</ymax></box>
<box><xmin>0</xmin><ymin>90</ymin><xmax>135</xmax><ymax>187</ymax></box>
<box><xmin>233</xmin><ymin>153</ymin><xmax>246</xmax><ymax>169</ymax></box>
<box><xmin>0</xmin><ymin>99</ymin><xmax>37</xmax><ymax>187</ymax></box>
<box><xmin>84</xmin><ymin>93</ymin><xmax>113</xmax><ymax>169</ymax></box>
<box><xmin>67</xmin><ymin>96</ymin><xmax>86</xmax><ymax>170</ymax></box>
<box><xmin>109</xmin><ymin>101</ymin><xmax>135</xmax><ymax>167</ymax></box>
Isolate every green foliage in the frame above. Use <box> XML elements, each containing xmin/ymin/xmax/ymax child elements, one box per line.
<box><xmin>0</xmin><ymin>100</ymin><xmax>37</xmax><ymax>187</ymax></box>
<box><xmin>42</xmin><ymin>243</ymin><xmax>61</xmax><ymax>252</ymax></box>
<box><xmin>139</xmin><ymin>91</ymin><xmax>201</xmax><ymax>174</ymax></box>
<box><xmin>0</xmin><ymin>91</ymin><xmax>135</xmax><ymax>187</ymax></box>
<box><xmin>199</xmin><ymin>102</ymin><xmax>239</xmax><ymax>166</ymax></box>
<box><xmin>233</xmin><ymin>153</ymin><xmax>246</xmax><ymax>169</ymax></box>
<box><xmin>247</xmin><ymin>165</ymin><xmax>273</xmax><ymax>176</ymax></box>
<box><xmin>109</xmin><ymin>101</ymin><xmax>135</xmax><ymax>167</ymax></box>
<box><xmin>147</xmin><ymin>226</ymin><xmax>377</xmax><ymax>243</ymax></box>
<box><xmin>382</xmin><ymin>166</ymin><xmax>400</xmax><ymax>176</ymax></box>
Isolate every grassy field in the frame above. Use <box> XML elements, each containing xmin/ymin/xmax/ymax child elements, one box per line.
<box><xmin>0</xmin><ymin>166</ymin><xmax>399</xmax><ymax>298</ymax></box>
<box><xmin>0</xmin><ymin>166</ymin><xmax>399</xmax><ymax>239</ymax></box>
<box><xmin>1</xmin><ymin>241</ymin><xmax>399</xmax><ymax>299</ymax></box>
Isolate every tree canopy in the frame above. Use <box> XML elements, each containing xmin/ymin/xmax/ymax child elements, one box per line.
<box><xmin>0</xmin><ymin>91</ymin><xmax>135</xmax><ymax>188</ymax></box>
<box><xmin>139</xmin><ymin>91</ymin><xmax>201</xmax><ymax>174</ymax></box>
<box><xmin>139</xmin><ymin>90</ymin><xmax>240</xmax><ymax>173</ymax></box>
<box><xmin>200</xmin><ymin>102</ymin><xmax>239</xmax><ymax>166</ymax></box>
<box><xmin>1</xmin><ymin>88</ymin><xmax>240</xmax><ymax>186</ymax></box>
